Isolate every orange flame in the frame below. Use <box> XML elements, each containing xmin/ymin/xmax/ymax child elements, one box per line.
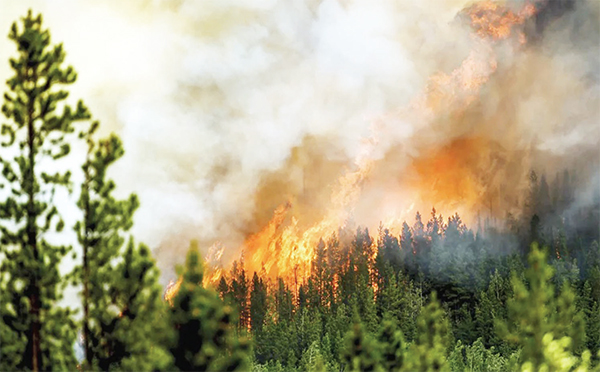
<box><xmin>169</xmin><ymin>0</ymin><xmax>538</xmax><ymax>294</ymax></box>
<box><xmin>164</xmin><ymin>277</ymin><xmax>183</xmax><ymax>305</ymax></box>
<box><xmin>467</xmin><ymin>0</ymin><xmax>536</xmax><ymax>41</ymax></box>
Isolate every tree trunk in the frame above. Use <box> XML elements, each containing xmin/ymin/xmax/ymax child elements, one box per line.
<box><xmin>83</xmin><ymin>163</ymin><xmax>92</xmax><ymax>367</ymax></box>
<box><xmin>27</xmin><ymin>65</ymin><xmax>42</xmax><ymax>372</ymax></box>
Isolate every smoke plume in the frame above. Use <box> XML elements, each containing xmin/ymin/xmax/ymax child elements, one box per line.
<box><xmin>0</xmin><ymin>0</ymin><xmax>598</xmax><ymax>281</ymax></box>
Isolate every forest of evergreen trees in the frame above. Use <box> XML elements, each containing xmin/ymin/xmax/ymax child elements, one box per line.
<box><xmin>1</xmin><ymin>10</ymin><xmax>600</xmax><ymax>372</ymax></box>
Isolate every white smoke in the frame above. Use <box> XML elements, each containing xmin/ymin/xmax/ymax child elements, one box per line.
<box><xmin>0</xmin><ymin>0</ymin><xmax>598</xmax><ymax>284</ymax></box>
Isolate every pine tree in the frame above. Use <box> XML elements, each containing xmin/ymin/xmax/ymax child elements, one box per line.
<box><xmin>217</xmin><ymin>276</ymin><xmax>230</xmax><ymax>302</ymax></box>
<box><xmin>377</xmin><ymin>315</ymin><xmax>405</xmax><ymax>372</ymax></box>
<box><xmin>586</xmin><ymin>301</ymin><xmax>600</xmax><ymax>358</ymax></box>
<box><xmin>91</xmin><ymin>240</ymin><xmax>173</xmax><ymax>370</ymax></box>
<box><xmin>495</xmin><ymin>244</ymin><xmax>591</xmax><ymax>368</ymax></box>
<box><xmin>404</xmin><ymin>292</ymin><xmax>451</xmax><ymax>372</ymax></box>
<box><xmin>495</xmin><ymin>243</ymin><xmax>554</xmax><ymax>368</ymax></box>
<box><xmin>169</xmin><ymin>241</ymin><xmax>250</xmax><ymax>371</ymax></box>
<box><xmin>312</xmin><ymin>238</ymin><xmax>327</xmax><ymax>308</ymax></box>
<box><xmin>400</xmin><ymin>221</ymin><xmax>416</xmax><ymax>276</ymax></box>
<box><xmin>340</xmin><ymin>312</ymin><xmax>381</xmax><ymax>372</ymax></box>
<box><xmin>75</xmin><ymin>123</ymin><xmax>169</xmax><ymax>370</ymax></box>
<box><xmin>555</xmin><ymin>281</ymin><xmax>586</xmax><ymax>355</ymax></box>
<box><xmin>0</xmin><ymin>10</ymin><xmax>90</xmax><ymax>371</ymax></box>
<box><xmin>250</xmin><ymin>272</ymin><xmax>268</xmax><ymax>333</ymax></box>
<box><xmin>231</xmin><ymin>260</ymin><xmax>250</xmax><ymax>330</ymax></box>
<box><xmin>275</xmin><ymin>278</ymin><xmax>294</xmax><ymax>323</ymax></box>
<box><xmin>376</xmin><ymin>226</ymin><xmax>401</xmax><ymax>274</ymax></box>
<box><xmin>475</xmin><ymin>270</ymin><xmax>510</xmax><ymax>350</ymax></box>
<box><xmin>582</xmin><ymin>280</ymin><xmax>600</xmax><ymax>359</ymax></box>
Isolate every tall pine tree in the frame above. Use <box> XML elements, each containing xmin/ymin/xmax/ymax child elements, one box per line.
<box><xmin>75</xmin><ymin>122</ymin><xmax>170</xmax><ymax>369</ymax></box>
<box><xmin>0</xmin><ymin>11</ymin><xmax>90</xmax><ymax>371</ymax></box>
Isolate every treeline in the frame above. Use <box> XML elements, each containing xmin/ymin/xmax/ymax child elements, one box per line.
<box><xmin>217</xmin><ymin>205</ymin><xmax>600</xmax><ymax>371</ymax></box>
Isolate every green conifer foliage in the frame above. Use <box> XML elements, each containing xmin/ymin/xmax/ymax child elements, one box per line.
<box><xmin>90</xmin><ymin>240</ymin><xmax>173</xmax><ymax>371</ymax></box>
<box><xmin>169</xmin><ymin>242</ymin><xmax>250</xmax><ymax>371</ymax></box>
<box><xmin>475</xmin><ymin>270</ymin><xmax>510</xmax><ymax>350</ymax></box>
<box><xmin>496</xmin><ymin>243</ymin><xmax>593</xmax><ymax>369</ymax></box>
<box><xmin>377</xmin><ymin>316</ymin><xmax>405</xmax><ymax>372</ymax></box>
<box><xmin>495</xmin><ymin>244</ymin><xmax>554</xmax><ymax>369</ymax></box>
<box><xmin>74</xmin><ymin>121</ymin><xmax>143</xmax><ymax>368</ymax></box>
<box><xmin>405</xmin><ymin>292</ymin><xmax>451</xmax><ymax>372</ymax></box>
<box><xmin>250</xmin><ymin>272</ymin><xmax>268</xmax><ymax>334</ymax></box>
<box><xmin>0</xmin><ymin>10</ymin><xmax>90</xmax><ymax>371</ymax></box>
<box><xmin>340</xmin><ymin>312</ymin><xmax>382</xmax><ymax>372</ymax></box>
<box><xmin>555</xmin><ymin>282</ymin><xmax>586</xmax><ymax>355</ymax></box>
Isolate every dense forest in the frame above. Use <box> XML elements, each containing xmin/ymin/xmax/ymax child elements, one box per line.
<box><xmin>1</xmin><ymin>10</ymin><xmax>600</xmax><ymax>372</ymax></box>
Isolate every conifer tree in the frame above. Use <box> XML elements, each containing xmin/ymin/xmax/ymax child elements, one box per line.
<box><xmin>90</xmin><ymin>240</ymin><xmax>173</xmax><ymax>370</ymax></box>
<box><xmin>231</xmin><ymin>260</ymin><xmax>250</xmax><ymax>330</ymax></box>
<box><xmin>496</xmin><ymin>244</ymin><xmax>592</xmax><ymax>368</ymax></box>
<box><xmin>582</xmin><ymin>281</ymin><xmax>600</xmax><ymax>359</ymax></box>
<box><xmin>0</xmin><ymin>10</ymin><xmax>90</xmax><ymax>371</ymax></box>
<box><xmin>475</xmin><ymin>270</ymin><xmax>510</xmax><ymax>350</ymax></box>
<box><xmin>75</xmin><ymin>122</ymin><xmax>169</xmax><ymax>370</ymax></box>
<box><xmin>169</xmin><ymin>241</ymin><xmax>250</xmax><ymax>371</ymax></box>
<box><xmin>250</xmin><ymin>272</ymin><xmax>268</xmax><ymax>333</ymax></box>
<box><xmin>400</xmin><ymin>221</ymin><xmax>416</xmax><ymax>275</ymax></box>
<box><xmin>404</xmin><ymin>292</ymin><xmax>451</xmax><ymax>372</ymax></box>
<box><xmin>217</xmin><ymin>276</ymin><xmax>231</xmax><ymax>302</ymax></box>
<box><xmin>340</xmin><ymin>312</ymin><xmax>382</xmax><ymax>372</ymax></box>
<box><xmin>555</xmin><ymin>282</ymin><xmax>586</xmax><ymax>355</ymax></box>
<box><xmin>377</xmin><ymin>316</ymin><xmax>405</xmax><ymax>372</ymax></box>
<box><xmin>311</xmin><ymin>238</ymin><xmax>327</xmax><ymax>308</ymax></box>
<box><xmin>495</xmin><ymin>244</ymin><xmax>554</xmax><ymax>368</ymax></box>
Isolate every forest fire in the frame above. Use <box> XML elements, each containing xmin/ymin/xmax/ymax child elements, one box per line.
<box><xmin>191</xmin><ymin>0</ymin><xmax>540</xmax><ymax>290</ymax></box>
<box><xmin>2</xmin><ymin>2</ymin><xmax>597</xmax><ymax>371</ymax></box>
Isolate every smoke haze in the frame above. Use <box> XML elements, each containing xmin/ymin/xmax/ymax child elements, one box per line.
<box><xmin>0</xmin><ymin>0</ymin><xmax>598</xmax><ymax>281</ymax></box>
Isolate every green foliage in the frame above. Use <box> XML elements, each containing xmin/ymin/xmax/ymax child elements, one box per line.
<box><xmin>475</xmin><ymin>270</ymin><xmax>510</xmax><ymax>350</ymax></box>
<box><xmin>555</xmin><ymin>281</ymin><xmax>586</xmax><ymax>354</ymax></box>
<box><xmin>250</xmin><ymin>272</ymin><xmax>268</xmax><ymax>334</ymax></box>
<box><xmin>0</xmin><ymin>10</ymin><xmax>90</xmax><ymax>371</ymax></box>
<box><xmin>495</xmin><ymin>244</ymin><xmax>555</xmax><ymax>368</ymax></box>
<box><xmin>340</xmin><ymin>313</ymin><xmax>382</xmax><ymax>372</ymax></box>
<box><xmin>299</xmin><ymin>341</ymin><xmax>328</xmax><ymax>372</ymax></box>
<box><xmin>496</xmin><ymin>244</ymin><xmax>598</xmax><ymax>370</ymax></box>
<box><xmin>88</xmin><ymin>240</ymin><xmax>173</xmax><ymax>371</ymax></box>
<box><xmin>377</xmin><ymin>316</ymin><xmax>405</xmax><ymax>372</ymax></box>
<box><xmin>449</xmin><ymin>338</ymin><xmax>508</xmax><ymax>372</ymax></box>
<box><xmin>169</xmin><ymin>242</ymin><xmax>250</xmax><ymax>371</ymax></box>
<box><xmin>519</xmin><ymin>334</ymin><xmax>595</xmax><ymax>372</ymax></box>
<box><xmin>74</xmin><ymin>114</ymin><xmax>165</xmax><ymax>370</ymax></box>
<box><xmin>405</xmin><ymin>292</ymin><xmax>451</xmax><ymax>372</ymax></box>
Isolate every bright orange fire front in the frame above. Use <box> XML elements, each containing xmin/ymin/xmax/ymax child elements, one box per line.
<box><xmin>167</xmin><ymin>0</ymin><xmax>539</xmax><ymax>296</ymax></box>
<box><xmin>409</xmin><ymin>136</ymin><xmax>498</xmax><ymax>222</ymax></box>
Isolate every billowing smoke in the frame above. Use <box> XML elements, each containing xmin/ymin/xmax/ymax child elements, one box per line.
<box><xmin>0</xmin><ymin>0</ymin><xmax>598</xmax><ymax>281</ymax></box>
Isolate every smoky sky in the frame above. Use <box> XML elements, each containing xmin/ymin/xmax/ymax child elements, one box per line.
<box><xmin>0</xmin><ymin>0</ymin><xmax>598</xmax><ymax>280</ymax></box>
